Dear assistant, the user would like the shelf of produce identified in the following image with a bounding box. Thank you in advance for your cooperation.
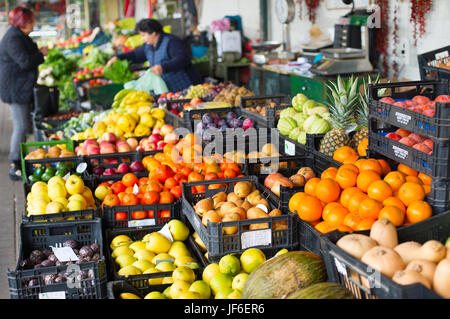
[181,176,298,263]
[319,211,450,299]
[418,46,450,82]
[104,226,207,286]
[368,79,450,139]
[7,218,107,299]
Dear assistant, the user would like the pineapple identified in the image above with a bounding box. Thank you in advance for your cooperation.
[319,76,359,157]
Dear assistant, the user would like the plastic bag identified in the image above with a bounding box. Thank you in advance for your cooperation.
[124,69,169,95]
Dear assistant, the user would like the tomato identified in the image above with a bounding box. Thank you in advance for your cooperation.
[153,164,175,184]
[138,177,150,188]
[122,193,138,206]
[115,212,128,221]
[180,166,192,177]
[173,173,183,183]
[131,211,147,220]
[103,194,120,207]
[111,181,126,195]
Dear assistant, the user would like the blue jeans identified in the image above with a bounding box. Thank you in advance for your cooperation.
[8,103,31,163]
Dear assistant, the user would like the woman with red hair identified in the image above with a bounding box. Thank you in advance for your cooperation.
[0,6,48,180]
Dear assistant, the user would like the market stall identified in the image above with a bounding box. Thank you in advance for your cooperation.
[1,0,449,303]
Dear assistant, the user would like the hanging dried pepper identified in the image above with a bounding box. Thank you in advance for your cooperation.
[392,1,399,78]
[375,0,389,77]
[297,0,321,24]
[410,0,432,46]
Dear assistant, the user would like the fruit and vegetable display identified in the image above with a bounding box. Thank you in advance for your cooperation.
[277,93,330,145]
[73,66,104,82]
[103,59,137,84]
[26,175,97,217]
[335,219,450,298]
[289,151,434,234]
[52,110,102,140]
[385,129,434,155]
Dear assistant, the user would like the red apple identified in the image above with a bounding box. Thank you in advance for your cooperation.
[160,124,174,136]
[164,132,179,144]
[103,158,119,165]
[100,132,117,144]
[116,163,130,174]
[152,127,162,135]
[103,168,116,176]
[117,141,132,153]
[380,97,396,105]
[156,141,166,150]
[130,161,145,173]
[100,141,117,154]
[386,132,402,141]
[398,137,415,147]
[190,98,202,105]
[149,133,163,144]
[92,166,105,175]
[393,101,407,108]
[126,138,139,151]
[86,145,100,155]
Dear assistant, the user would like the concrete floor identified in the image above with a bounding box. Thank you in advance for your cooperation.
[0,102,27,299]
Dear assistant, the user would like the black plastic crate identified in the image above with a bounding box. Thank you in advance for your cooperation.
[368,117,450,179]
[240,94,291,128]
[105,226,207,286]
[181,175,298,262]
[310,133,345,168]
[418,45,450,82]
[8,218,107,299]
[319,211,450,299]
[368,79,450,139]
[106,280,169,299]
[22,155,83,185]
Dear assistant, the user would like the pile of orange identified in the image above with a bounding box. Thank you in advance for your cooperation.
[289,155,433,234]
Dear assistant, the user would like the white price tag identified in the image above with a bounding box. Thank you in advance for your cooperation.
[394,112,411,125]
[334,257,348,276]
[51,246,79,262]
[158,224,174,242]
[256,204,269,213]
[241,229,272,250]
[128,219,156,228]
[132,183,139,195]
[39,291,66,299]
[76,162,87,174]
[392,145,409,160]
[62,172,71,181]
[284,141,295,156]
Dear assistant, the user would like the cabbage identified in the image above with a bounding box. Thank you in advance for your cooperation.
[303,114,320,132]
[321,112,331,121]
[277,117,297,136]
[279,107,298,119]
[302,100,317,114]
[308,117,331,134]
[307,106,329,116]
[293,112,308,129]
[297,131,307,145]
[288,127,303,140]
[292,93,308,112]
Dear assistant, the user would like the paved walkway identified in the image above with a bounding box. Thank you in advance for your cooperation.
[0,102,26,299]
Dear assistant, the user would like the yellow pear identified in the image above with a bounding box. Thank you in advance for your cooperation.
[118,265,142,277]
[145,232,172,254]
[129,241,147,252]
[133,249,156,262]
[132,259,154,272]
[116,255,136,268]
[155,261,176,272]
[110,235,132,250]
[112,246,135,259]
[168,241,191,259]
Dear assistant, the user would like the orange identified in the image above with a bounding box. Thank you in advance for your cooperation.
[304,178,321,197]
[406,201,432,224]
[343,212,362,230]
[164,177,178,189]
[359,158,383,175]
[322,203,349,227]
[335,168,358,189]
[142,191,160,205]
[358,198,383,219]
[377,159,391,176]
[342,154,359,164]
[121,193,138,206]
[354,159,366,170]
[418,173,432,185]
[336,224,353,232]
[357,139,369,157]
[423,184,431,195]
[348,192,369,213]
[355,218,376,231]
[383,197,406,215]
[384,171,406,192]
[289,192,309,214]
[103,194,120,207]
[321,167,338,180]
[340,163,359,174]
[397,163,418,177]
[124,186,134,194]
[340,187,363,208]
[367,180,393,202]
[397,182,426,206]
[314,221,333,234]
[315,178,341,203]
[333,146,358,163]
[356,170,381,193]
[154,152,166,163]
[378,206,405,226]
[405,175,423,185]
[296,195,323,222]
[147,180,163,193]
[159,191,175,204]
[309,219,322,227]
[122,173,138,187]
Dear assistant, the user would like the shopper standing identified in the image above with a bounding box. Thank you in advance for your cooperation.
[0,6,47,180]
[107,19,202,93]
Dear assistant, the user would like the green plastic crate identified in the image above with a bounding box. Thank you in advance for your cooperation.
[20,140,75,183]
[87,83,124,109]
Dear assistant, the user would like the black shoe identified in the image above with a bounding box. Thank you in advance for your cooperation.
[9,162,22,181]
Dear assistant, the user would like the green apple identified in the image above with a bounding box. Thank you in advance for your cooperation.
[45,201,65,214]
[116,254,137,268]
[47,176,65,188]
[170,280,191,299]
[168,241,191,260]
[232,273,248,291]
[167,219,190,241]
[189,280,211,299]
[94,185,112,201]
[67,199,84,211]
[48,183,67,201]
[65,175,84,195]
[145,232,172,254]
[68,194,87,209]
[209,273,233,295]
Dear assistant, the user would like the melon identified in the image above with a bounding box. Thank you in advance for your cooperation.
[286,282,355,299]
[241,251,327,299]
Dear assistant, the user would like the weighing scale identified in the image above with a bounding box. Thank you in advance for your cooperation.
[251,41,282,65]
[275,0,296,60]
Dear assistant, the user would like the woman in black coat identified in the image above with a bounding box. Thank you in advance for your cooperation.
[0,6,47,180]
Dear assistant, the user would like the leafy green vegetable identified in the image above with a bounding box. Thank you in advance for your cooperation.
[103,59,135,84]
[79,47,111,69]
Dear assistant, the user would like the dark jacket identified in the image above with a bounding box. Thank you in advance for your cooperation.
[0,26,44,104]
[117,32,202,92]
